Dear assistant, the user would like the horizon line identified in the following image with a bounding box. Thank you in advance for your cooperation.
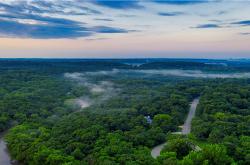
[0,57,250,60]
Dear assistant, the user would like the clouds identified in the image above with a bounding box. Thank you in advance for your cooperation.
[0,18,91,39]
[193,19,250,30]
[158,12,184,16]
[0,0,249,40]
[0,0,100,16]
[0,5,93,39]
[94,18,113,22]
[232,20,250,26]
[153,0,213,5]
[91,26,129,33]
[240,32,250,35]
[0,16,129,39]
[90,0,142,9]
[194,24,221,28]
[0,0,132,38]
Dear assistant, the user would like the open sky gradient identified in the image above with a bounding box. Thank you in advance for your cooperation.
[0,0,250,58]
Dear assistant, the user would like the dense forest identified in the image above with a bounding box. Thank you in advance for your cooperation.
[0,59,249,165]
[159,79,250,165]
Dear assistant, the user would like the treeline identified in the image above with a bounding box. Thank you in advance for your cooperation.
[2,59,250,74]
[0,60,130,74]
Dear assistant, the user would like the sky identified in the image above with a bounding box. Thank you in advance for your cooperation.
[0,0,250,58]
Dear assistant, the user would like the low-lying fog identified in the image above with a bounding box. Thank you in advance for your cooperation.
[64,73,116,109]
[64,69,250,109]
[81,69,250,79]
[135,69,250,78]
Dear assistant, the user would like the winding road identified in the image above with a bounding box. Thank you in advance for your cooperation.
[151,98,200,158]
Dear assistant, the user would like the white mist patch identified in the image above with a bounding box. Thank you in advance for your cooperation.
[64,72,117,109]
[64,72,85,80]
[64,72,115,94]
[85,69,119,76]
[90,85,105,93]
[90,81,114,94]
[65,98,91,110]
[75,98,91,109]
[134,69,250,78]
[66,69,250,79]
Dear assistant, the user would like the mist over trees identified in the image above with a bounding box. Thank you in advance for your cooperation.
[0,59,249,165]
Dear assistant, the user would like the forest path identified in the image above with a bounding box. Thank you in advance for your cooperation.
[151,98,200,158]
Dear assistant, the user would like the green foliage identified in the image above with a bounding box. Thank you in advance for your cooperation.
[157,152,177,165]
[181,144,233,165]
[161,136,193,159]
[192,82,250,164]
[153,114,173,132]
[0,61,249,164]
